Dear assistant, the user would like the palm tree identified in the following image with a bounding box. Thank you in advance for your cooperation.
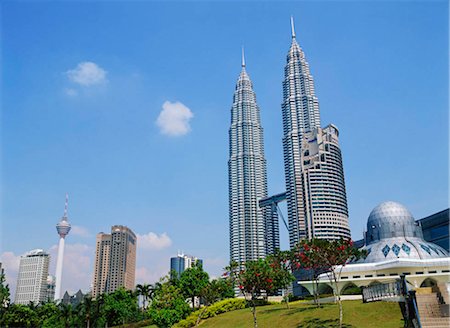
[92,293,106,327]
[58,303,73,328]
[79,296,93,328]
[135,284,154,311]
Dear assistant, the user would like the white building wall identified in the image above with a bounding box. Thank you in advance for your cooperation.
[14,250,49,305]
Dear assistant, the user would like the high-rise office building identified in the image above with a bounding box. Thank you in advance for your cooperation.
[91,233,111,298]
[14,249,50,305]
[54,194,71,300]
[91,225,136,297]
[108,226,136,293]
[170,253,203,277]
[281,18,350,247]
[229,50,275,265]
[298,125,351,241]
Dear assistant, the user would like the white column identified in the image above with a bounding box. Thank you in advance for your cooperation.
[54,237,65,301]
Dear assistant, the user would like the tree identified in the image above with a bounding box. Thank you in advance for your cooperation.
[291,242,327,306]
[136,283,154,311]
[78,296,93,328]
[1,304,38,327]
[194,278,234,327]
[91,293,107,328]
[36,302,61,327]
[0,272,10,312]
[292,238,367,328]
[103,288,140,327]
[58,303,73,328]
[266,250,297,309]
[179,262,209,310]
[232,258,294,328]
[214,277,235,300]
[0,271,10,326]
[148,277,191,328]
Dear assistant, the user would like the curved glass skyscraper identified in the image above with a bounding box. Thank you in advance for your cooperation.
[282,19,350,247]
[229,52,273,264]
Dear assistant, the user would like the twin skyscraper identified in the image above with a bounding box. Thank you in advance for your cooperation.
[228,18,351,266]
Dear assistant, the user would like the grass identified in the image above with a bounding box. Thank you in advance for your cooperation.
[193,300,404,328]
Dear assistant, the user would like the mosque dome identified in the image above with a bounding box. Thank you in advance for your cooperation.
[366,201,423,244]
[361,201,448,263]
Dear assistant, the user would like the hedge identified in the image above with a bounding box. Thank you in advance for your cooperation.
[174,298,247,328]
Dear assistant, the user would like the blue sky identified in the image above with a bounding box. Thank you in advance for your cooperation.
[1,1,448,295]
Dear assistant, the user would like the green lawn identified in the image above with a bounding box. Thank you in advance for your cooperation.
[194,300,403,328]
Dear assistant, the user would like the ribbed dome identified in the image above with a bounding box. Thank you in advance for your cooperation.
[366,201,423,245]
[360,201,449,263]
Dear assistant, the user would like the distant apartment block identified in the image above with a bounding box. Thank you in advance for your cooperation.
[92,225,136,298]
[14,249,50,305]
[46,275,56,302]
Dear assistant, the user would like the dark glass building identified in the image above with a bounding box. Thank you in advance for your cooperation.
[170,253,203,277]
[418,209,449,251]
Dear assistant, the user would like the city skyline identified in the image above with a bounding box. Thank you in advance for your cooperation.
[2,2,448,297]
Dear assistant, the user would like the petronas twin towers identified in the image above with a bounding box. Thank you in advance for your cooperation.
[229,18,351,265]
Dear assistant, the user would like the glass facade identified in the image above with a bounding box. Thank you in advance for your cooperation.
[281,24,350,246]
[419,209,449,251]
[229,58,275,265]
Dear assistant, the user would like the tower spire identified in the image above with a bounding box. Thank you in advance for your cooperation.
[55,194,71,301]
[290,16,296,39]
[63,193,68,219]
[241,46,246,68]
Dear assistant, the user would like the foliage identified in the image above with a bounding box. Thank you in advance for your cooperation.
[179,262,209,310]
[228,257,294,328]
[0,285,145,328]
[136,283,155,311]
[36,302,61,327]
[266,250,296,308]
[76,296,94,328]
[1,303,39,327]
[0,272,10,311]
[211,278,235,300]
[148,278,191,328]
[291,238,367,328]
[58,302,74,328]
[174,298,247,328]
[190,278,236,326]
[341,285,362,295]
[103,288,140,327]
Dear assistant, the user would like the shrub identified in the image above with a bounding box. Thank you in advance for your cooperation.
[174,298,247,328]
[341,286,362,295]
[148,283,191,328]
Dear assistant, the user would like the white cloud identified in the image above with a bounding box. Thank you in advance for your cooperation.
[0,251,21,297]
[48,243,93,294]
[66,62,107,86]
[137,232,172,250]
[135,266,168,285]
[64,88,78,97]
[71,225,91,237]
[156,101,194,136]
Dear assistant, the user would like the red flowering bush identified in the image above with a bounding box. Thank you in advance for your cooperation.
[291,238,367,328]
[228,257,294,328]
